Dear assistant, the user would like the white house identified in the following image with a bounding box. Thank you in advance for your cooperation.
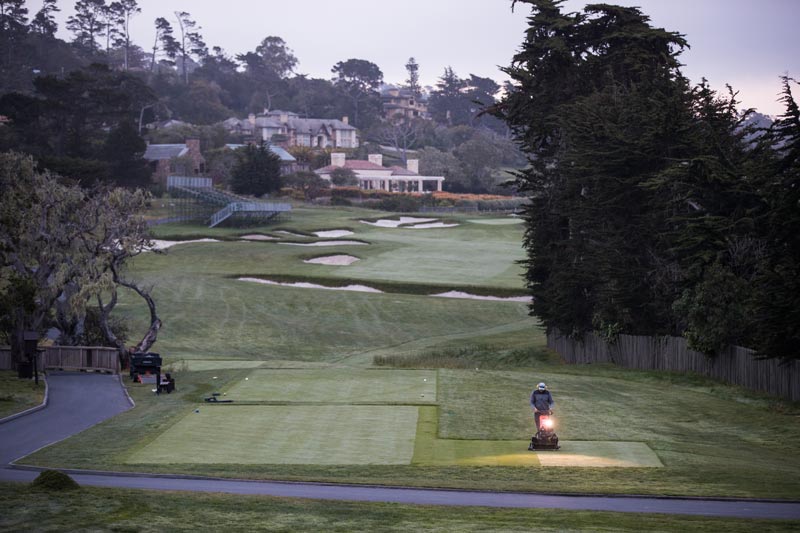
[315,153,444,192]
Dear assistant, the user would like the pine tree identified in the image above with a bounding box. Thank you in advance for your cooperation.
[499,0,691,338]
[749,77,800,360]
[31,0,58,37]
[67,0,107,57]
[230,143,282,197]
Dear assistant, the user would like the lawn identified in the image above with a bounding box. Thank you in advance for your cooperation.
[225,368,437,403]
[0,371,44,419]
[126,405,419,465]
[2,483,796,532]
[6,206,800,502]
[117,234,532,361]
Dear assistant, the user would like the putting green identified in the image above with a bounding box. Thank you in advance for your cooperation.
[126,405,419,465]
[226,368,437,403]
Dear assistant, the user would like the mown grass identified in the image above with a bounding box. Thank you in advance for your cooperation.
[7,205,800,502]
[151,205,527,288]
[20,356,800,498]
[0,371,44,419]
[117,273,531,361]
[2,483,795,533]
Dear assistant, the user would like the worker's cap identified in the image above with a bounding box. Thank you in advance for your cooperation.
[537,382,546,390]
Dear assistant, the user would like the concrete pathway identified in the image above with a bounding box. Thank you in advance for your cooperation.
[1,372,799,520]
[0,371,132,465]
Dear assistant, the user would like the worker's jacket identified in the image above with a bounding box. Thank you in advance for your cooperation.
[530,389,554,412]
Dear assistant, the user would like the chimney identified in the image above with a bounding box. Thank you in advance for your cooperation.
[331,153,346,167]
[185,138,200,154]
[406,159,419,174]
[368,154,383,167]
[342,116,349,125]
[248,113,256,126]
[280,113,288,124]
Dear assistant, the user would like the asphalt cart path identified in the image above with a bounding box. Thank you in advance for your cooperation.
[1,373,800,520]
[0,371,133,465]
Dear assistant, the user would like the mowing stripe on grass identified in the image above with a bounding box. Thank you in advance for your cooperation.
[412,407,664,467]
[226,368,437,404]
[412,406,541,466]
[126,405,419,465]
[176,360,266,371]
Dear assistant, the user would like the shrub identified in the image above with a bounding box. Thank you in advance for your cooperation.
[376,195,422,213]
[30,470,80,491]
[330,196,352,206]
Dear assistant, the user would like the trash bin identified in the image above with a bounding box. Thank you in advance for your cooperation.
[17,361,33,379]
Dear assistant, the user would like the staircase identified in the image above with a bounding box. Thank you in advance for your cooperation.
[167,176,291,227]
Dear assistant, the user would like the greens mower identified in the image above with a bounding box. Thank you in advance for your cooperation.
[528,410,560,451]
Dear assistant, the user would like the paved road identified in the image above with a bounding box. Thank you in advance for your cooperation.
[0,371,133,465]
[1,372,799,520]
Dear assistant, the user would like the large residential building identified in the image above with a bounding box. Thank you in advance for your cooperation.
[315,153,443,192]
[222,110,358,149]
[381,86,429,121]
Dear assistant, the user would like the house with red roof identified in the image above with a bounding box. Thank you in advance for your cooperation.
[315,153,443,192]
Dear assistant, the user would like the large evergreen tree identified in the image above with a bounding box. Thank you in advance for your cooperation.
[230,143,282,197]
[500,0,691,337]
[748,77,800,360]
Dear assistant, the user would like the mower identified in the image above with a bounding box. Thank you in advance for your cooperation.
[528,410,560,451]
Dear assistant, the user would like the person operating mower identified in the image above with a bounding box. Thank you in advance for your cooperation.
[529,382,559,450]
[530,382,554,430]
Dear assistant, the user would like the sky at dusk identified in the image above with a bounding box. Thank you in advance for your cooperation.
[31,0,799,116]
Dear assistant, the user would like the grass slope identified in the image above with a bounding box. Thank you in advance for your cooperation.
[0,371,44,419]
[8,206,800,501]
[2,484,796,532]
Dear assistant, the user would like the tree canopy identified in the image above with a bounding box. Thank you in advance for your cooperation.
[499,0,800,360]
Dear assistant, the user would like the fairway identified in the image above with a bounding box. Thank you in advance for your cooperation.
[178,360,266,371]
[226,368,437,403]
[127,405,419,465]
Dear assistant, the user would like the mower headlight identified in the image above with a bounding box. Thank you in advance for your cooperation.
[542,418,554,429]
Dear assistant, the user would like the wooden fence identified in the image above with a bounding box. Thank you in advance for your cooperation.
[548,331,800,402]
[0,346,120,374]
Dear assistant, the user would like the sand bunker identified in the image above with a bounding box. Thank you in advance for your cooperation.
[240,234,277,241]
[304,255,360,266]
[431,291,532,303]
[276,230,308,237]
[360,217,437,228]
[313,230,354,238]
[147,239,220,250]
[240,277,382,293]
[408,222,460,229]
[279,241,368,247]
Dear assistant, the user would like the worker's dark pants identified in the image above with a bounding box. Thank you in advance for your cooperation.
[534,411,543,431]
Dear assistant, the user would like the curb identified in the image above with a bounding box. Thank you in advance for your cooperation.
[117,374,136,408]
[0,375,49,425]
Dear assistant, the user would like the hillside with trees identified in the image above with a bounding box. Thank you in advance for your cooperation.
[0,0,524,194]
